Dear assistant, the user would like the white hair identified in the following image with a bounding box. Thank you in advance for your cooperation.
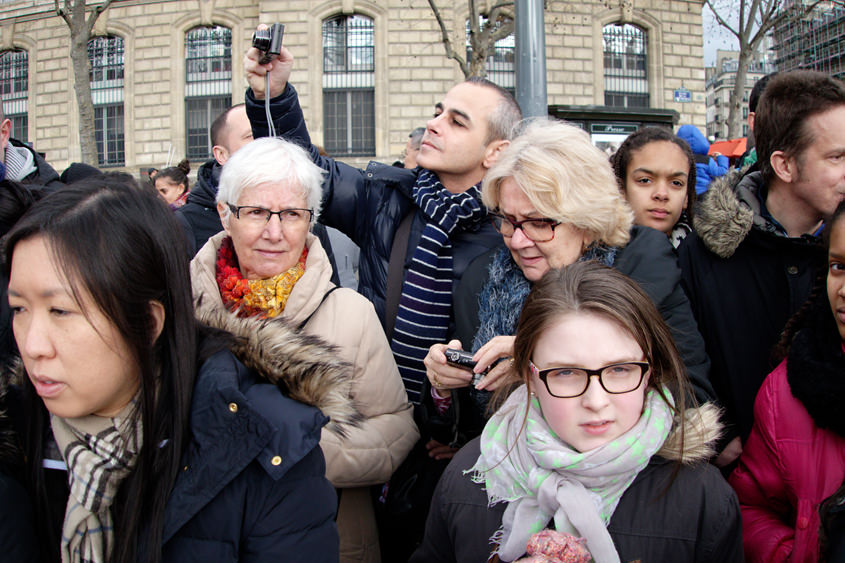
[216,137,325,225]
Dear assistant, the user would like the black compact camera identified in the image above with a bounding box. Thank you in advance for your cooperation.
[445,348,476,370]
[445,348,487,385]
[252,23,285,65]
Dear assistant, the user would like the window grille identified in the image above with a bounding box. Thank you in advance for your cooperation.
[602,23,649,108]
[185,26,232,160]
[466,18,515,91]
[95,104,124,167]
[0,49,28,143]
[322,14,375,157]
[186,97,231,160]
[88,36,124,166]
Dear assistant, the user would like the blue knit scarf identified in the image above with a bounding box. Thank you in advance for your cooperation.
[391,169,487,403]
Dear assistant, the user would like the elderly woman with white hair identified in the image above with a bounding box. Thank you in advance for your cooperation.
[191,136,418,563]
[423,119,715,450]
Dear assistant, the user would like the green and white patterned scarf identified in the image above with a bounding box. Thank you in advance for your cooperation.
[468,384,673,563]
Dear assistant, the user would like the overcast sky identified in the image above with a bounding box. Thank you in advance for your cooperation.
[701,2,740,66]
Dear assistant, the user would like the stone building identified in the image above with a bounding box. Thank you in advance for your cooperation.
[705,47,775,140]
[0,0,706,175]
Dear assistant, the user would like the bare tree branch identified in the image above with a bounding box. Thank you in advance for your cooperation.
[427,0,469,76]
[86,0,115,34]
[704,0,739,37]
[708,0,831,138]
[54,0,71,26]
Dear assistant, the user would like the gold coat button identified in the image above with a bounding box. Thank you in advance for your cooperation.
[271,455,282,466]
[228,402,238,413]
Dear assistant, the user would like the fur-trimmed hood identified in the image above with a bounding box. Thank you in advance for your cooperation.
[197,306,362,438]
[657,402,722,464]
[693,167,765,259]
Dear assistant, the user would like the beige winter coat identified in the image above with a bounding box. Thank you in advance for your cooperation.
[191,231,418,562]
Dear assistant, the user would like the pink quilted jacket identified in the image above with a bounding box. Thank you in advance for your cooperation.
[729,360,845,562]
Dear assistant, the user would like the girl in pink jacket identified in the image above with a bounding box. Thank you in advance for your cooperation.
[729,200,845,562]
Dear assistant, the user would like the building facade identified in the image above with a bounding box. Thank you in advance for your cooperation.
[705,46,775,140]
[773,1,844,80]
[0,0,707,175]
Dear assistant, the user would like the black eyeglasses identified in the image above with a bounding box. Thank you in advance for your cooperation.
[227,203,313,226]
[529,361,649,398]
[489,212,561,243]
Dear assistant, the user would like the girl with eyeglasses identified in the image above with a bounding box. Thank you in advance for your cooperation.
[729,200,845,562]
[422,119,714,460]
[412,262,742,562]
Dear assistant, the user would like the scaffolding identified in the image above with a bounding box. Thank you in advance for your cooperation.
[773,2,845,80]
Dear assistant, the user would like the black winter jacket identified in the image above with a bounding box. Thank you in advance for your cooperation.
[245,86,503,330]
[0,378,39,562]
[175,159,224,256]
[7,138,63,191]
[410,433,743,563]
[678,169,826,442]
[445,227,714,444]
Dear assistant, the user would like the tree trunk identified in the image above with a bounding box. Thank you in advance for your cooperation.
[727,48,752,139]
[71,32,97,165]
[61,0,102,166]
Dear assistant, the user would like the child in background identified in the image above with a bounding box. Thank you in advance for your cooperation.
[611,127,697,248]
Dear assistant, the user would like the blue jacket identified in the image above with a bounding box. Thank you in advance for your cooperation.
[3,324,348,562]
[677,125,729,195]
[245,86,503,331]
[160,348,340,561]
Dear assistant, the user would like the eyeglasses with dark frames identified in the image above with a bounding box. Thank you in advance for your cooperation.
[528,360,649,398]
[227,203,313,225]
[489,212,561,243]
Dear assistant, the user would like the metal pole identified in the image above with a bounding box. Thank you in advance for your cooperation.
[515,0,547,118]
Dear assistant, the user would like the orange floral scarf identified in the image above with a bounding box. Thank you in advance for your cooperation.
[215,236,307,318]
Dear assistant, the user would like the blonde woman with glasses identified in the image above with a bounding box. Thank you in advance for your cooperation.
[422,119,714,457]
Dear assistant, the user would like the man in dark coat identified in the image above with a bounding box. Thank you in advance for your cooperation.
[678,70,845,465]
[244,41,521,405]
[175,104,253,255]
[0,105,62,190]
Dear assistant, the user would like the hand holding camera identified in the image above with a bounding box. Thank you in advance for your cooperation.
[445,348,486,386]
[252,23,285,65]
[245,23,291,100]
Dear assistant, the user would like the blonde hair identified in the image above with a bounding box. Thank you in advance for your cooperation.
[482,118,633,247]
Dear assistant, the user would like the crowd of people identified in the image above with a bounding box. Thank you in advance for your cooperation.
[0,27,843,563]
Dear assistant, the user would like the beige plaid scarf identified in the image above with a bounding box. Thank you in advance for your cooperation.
[51,401,141,563]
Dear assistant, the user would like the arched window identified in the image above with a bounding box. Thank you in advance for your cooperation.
[0,49,28,142]
[466,17,515,92]
[602,23,649,108]
[322,14,375,157]
[88,36,124,166]
[185,25,232,160]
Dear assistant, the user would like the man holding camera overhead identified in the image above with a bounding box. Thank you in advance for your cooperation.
[243,28,522,407]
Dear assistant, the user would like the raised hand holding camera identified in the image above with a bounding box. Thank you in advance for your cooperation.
[253,23,284,65]
[244,23,292,101]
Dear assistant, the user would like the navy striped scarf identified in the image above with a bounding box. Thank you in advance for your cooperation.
[390,169,486,403]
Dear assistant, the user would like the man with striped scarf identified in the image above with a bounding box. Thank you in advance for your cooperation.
[243,40,522,406]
